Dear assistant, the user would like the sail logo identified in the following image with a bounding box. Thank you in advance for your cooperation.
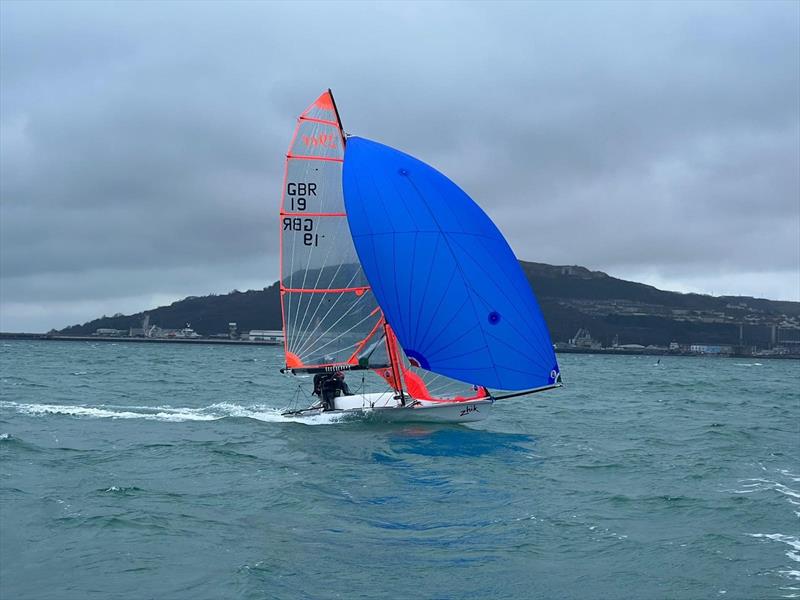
[302,133,337,149]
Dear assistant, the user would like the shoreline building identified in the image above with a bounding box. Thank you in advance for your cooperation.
[248,330,283,344]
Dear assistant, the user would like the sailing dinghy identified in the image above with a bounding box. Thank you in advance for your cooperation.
[279,90,560,423]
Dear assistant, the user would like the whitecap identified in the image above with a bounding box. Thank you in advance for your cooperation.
[749,533,800,565]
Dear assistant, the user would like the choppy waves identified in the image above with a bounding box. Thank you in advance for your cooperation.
[725,468,800,597]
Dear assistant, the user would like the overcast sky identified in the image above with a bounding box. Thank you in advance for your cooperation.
[1,0,798,332]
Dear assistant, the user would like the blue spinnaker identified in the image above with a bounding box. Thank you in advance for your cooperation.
[342,137,559,391]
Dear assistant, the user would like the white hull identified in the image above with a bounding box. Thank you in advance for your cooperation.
[284,392,493,423]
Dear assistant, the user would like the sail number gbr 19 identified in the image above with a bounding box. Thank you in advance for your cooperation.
[283,182,322,247]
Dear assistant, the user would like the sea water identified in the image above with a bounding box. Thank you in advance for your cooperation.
[1,340,798,599]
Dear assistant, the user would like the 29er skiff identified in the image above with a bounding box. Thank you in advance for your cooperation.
[278,90,561,423]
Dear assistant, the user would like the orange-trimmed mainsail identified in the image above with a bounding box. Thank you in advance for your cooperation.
[279,90,385,372]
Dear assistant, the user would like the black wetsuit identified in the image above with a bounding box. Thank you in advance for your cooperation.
[312,374,351,411]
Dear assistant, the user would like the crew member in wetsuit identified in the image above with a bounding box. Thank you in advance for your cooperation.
[312,371,352,411]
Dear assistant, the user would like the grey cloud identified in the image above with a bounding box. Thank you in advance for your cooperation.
[1,0,798,332]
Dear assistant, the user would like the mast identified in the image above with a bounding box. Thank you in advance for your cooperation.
[328,88,346,144]
[384,323,406,405]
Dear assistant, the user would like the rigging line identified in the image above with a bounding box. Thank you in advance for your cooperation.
[292,268,364,359]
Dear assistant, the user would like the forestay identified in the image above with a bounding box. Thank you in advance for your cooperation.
[342,137,560,391]
[279,93,385,372]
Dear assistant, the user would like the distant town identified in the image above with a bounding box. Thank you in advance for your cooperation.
[90,315,283,344]
[3,313,798,359]
[554,326,799,358]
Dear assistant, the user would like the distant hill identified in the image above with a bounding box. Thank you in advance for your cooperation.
[58,261,800,348]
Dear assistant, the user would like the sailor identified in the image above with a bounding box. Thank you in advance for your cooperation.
[313,371,352,411]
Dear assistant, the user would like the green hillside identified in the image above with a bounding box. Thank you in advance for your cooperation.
[58,262,800,348]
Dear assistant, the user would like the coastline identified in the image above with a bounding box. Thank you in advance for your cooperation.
[0,333,281,347]
[2,332,797,359]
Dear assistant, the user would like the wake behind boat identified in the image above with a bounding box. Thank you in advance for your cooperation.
[278,90,561,423]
